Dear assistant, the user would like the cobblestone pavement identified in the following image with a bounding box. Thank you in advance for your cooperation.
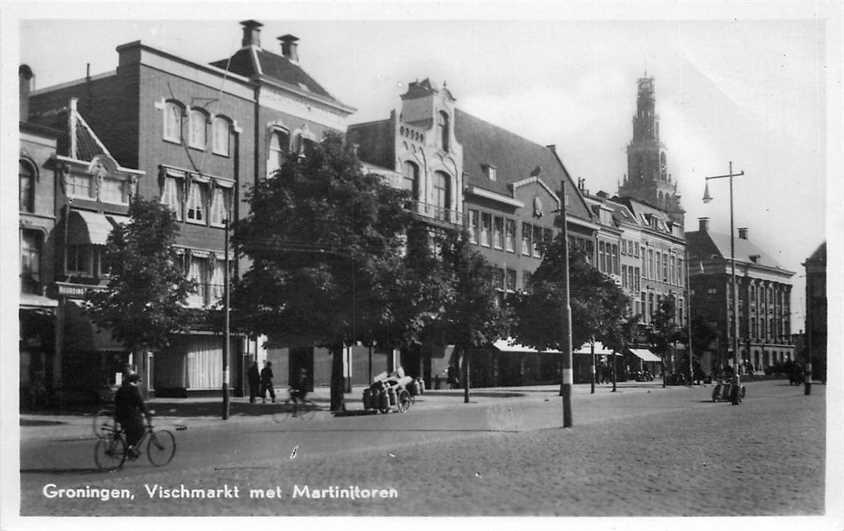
[17,381,826,518]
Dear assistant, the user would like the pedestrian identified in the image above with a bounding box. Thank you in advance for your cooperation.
[247,361,260,403]
[260,360,276,403]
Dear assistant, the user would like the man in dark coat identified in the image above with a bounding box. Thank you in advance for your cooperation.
[260,361,276,403]
[114,371,148,458]
[247,361,260,403]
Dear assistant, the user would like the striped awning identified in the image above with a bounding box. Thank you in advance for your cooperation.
[68,210,129,245]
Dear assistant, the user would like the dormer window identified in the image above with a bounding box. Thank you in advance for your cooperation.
[484,164,497,182]
[749,254,760,263]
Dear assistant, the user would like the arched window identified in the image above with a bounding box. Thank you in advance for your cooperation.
[212,116,231,156]
[433,171,450,221]
[438,111,450,152]
[268,129,289,176]
[163,101,184,142]
[189,109,208,149]
[19,159,35,213]
[402,161,420,201]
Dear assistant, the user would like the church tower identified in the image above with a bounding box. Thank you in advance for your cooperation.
[619,76,684,223]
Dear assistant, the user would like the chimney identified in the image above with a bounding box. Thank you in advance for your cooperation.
[737,227,748,240]
[19,64,33,121]
[698,217,709,233]
[240,19,263,48]
[279,34,299,62]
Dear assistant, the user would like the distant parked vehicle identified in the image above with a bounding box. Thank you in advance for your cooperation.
[711,378,746,403]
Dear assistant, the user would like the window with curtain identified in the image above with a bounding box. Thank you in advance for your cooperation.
[522,223,532,256]
[468,210,479,244]
[493,217,504,249]
[506,269,517,292]
[267,130,288,176]
[186,181,207,224]
[164,101,183,142]
[187,256,208,306]
[161,176,183,220]
[209,259,226,302]
[480,213,491,247]
[100,177,128,204]
[19,160,35,212]
[189,109,208,149]
[210,185,232,227]
[186,337,223,390]
[505,220,515,252]
[212,116,230,156]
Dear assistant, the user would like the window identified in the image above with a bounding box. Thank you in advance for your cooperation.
[484,164,497,181]
[209,259,226,302]
[480,213,492,247]
[523,270,532,292]
[599,241,606,272]
[506,269,517,292]
[161,176,183,220]
[468,210,479,244]
[543,229,552,250]
[402,161,420,201]
[532,226,542,257]
[189,109,208,149]
[187,256,208,306]
[678,259,684,287]
[212,117,231,156]
[522,223,532,256]
[19,160,35,212]
[663,254,668,282]
[649,249,654,280]
[210,185,233,226]
[67,244,92,275]
[67,173,95,199]
[164,101,183,142]
[648,293,654,321]
[20,230,41,293]
[438,111,450,152]
[505,220,516,252]
[267,130,289,176]
[612,244,619,274]
[493,217,504,249]
[100,177,128,204]
[186,181,207,223]
[622,265,628,288]
[433,171,450,221]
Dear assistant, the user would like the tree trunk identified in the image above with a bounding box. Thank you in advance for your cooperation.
[330,344,346,412]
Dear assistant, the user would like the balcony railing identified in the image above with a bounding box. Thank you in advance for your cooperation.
[404,200,463,227]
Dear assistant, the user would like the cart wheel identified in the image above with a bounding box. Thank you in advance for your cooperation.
[396,390,411,413]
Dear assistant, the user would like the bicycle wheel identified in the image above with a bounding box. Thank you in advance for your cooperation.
[147,429,176,466]
[94,435,126,471]
[92,409,115,440]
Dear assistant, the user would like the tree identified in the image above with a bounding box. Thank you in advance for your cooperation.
[602,314,641,392]
[511,238,630,364]
[649,297,683,387]
[231,133,415,412]
[86,197,196,360]
[437,230,505,403]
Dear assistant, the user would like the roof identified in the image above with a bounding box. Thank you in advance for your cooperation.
[806,242,826,264]
[455,109,592,221]
[211,47,348,109]
[687,230,794,274]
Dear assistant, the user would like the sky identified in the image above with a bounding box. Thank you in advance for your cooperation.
[10,4,836,326]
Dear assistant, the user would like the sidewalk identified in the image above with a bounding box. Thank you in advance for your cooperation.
[18,380,709,441]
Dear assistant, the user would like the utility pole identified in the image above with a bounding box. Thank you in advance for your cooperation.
[703,161,744,405]
[686,248,694,385]
[559,180,573,428]
[222,219,231,419]
[590,337,595,394]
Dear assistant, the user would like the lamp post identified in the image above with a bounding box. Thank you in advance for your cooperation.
[703,161,744,405]
[222,218,231,419]
[559,179,573,427]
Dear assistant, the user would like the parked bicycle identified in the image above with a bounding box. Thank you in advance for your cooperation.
[94,411,176,471]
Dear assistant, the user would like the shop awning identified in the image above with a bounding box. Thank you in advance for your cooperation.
[68,210,129,245]
[19,293,59,309]
[574,341,617,356]
[493,338,560,354]
[629,348,661,363]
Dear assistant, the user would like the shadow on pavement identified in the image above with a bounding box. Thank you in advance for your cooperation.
[423,391,525,398]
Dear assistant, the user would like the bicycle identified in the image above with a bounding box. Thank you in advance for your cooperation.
[272,389,320,422]
[94,412,176,471]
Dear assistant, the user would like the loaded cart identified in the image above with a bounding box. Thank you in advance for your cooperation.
[362,367,421,414]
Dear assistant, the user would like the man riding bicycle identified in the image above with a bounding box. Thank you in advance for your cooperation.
[114,370,148,458]
[289,367,309,404]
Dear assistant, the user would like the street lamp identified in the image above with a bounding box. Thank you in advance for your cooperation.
[703,161,744,405]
